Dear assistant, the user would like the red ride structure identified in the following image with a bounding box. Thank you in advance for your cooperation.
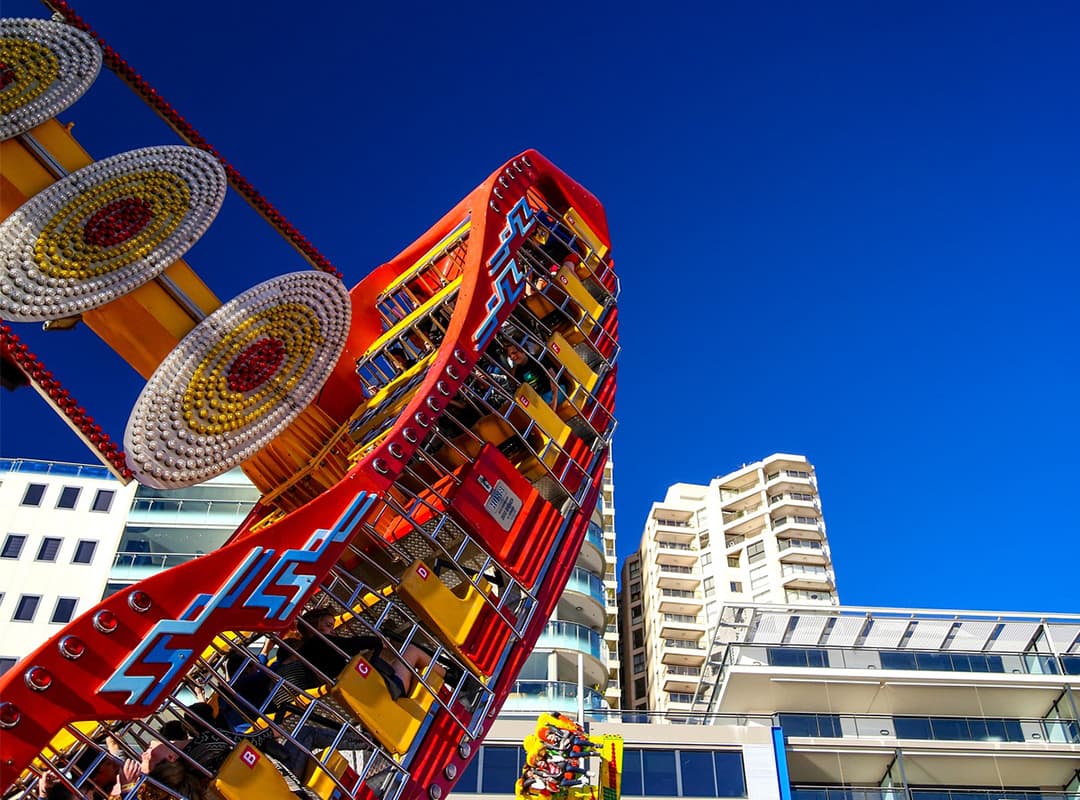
[0,9,619,800]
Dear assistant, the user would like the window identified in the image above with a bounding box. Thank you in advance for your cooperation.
[621,749,746,798]
[634,677,646,697]
[0,657,17,676]
[730,581,743,592]
[643,749,677,796]
[51,597,78,624]
[13,594,41,622]
[21,483,46,506]
[727,555,740,568]
[36,537,62,562]
[633,653,645,673]
[2,534,27,559]
[479,746,519,793]
[72,539,97,564]
[56,486,81,509]
[91,489,116,513]
[631,604,642,621]
[778,712,842,737]
[703,577,714,594]
[633,630,644,649]
[767,647,828,668]
[747,541,765,563]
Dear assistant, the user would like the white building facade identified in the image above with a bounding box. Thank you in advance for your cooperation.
[0,458,136,674]
[621,454,839,712]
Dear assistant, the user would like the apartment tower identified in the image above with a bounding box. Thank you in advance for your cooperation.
[620,453,839,712]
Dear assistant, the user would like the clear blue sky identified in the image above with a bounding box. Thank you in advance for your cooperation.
[2,1,1077,613]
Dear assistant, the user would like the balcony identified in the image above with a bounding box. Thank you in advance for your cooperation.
[778,711,1080,743]
[536,620,604,660]
[127,496,257,528]
[652,516,696,542]
[654,538,698,567]
[660,612,706,639]
[779,538,828,565]
[578,521,605,574]
[111,550,203,581]
[657,588,703,613]
[772,514,823,537]
[782,564,834,591]
[765,469,815,492]
[657,564,701,591]
[723,503,767,535]
[502,680,608,716]
[661,637,707,666]
[662,665,702,693]
[793,790,1080,800]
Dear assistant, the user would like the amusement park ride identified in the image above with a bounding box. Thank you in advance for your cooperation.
[0,6,619,800]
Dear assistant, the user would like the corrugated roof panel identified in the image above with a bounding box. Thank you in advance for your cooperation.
[750,612,791,644]
[988,621,1039,653]
[789,615,830,645]
[1047,624,1080,654]
[904,620,954,650]
[824,615,866,647]
[863,619,910,649]
[945,620,996,651]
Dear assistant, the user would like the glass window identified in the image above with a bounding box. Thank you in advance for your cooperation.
[767,648,827,668]
[36,537,62,562]
[0,657,17,676]
[894,716,932,739]
[634,677,646,696]
[713,751,746,797]
[678,751,715,797]
[730,582,743,592]
[72,540,97,565]
[879,651,917,670]
[51,597,77,624]
[2,534,27,559]
[1061,655,1080,675]
[92,489,116,513]
[56,486,81,509]
[21,483,46,506]
[621,749,644,796]
[480,746,519,793]
[633,630,644,649]
[13,594,41,622]
[642,750,677,796]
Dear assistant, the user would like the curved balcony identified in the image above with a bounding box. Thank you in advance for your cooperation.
[502,680,608,715]
[537,620,604,660]
[577,520,605,575]
[127,497,257,529]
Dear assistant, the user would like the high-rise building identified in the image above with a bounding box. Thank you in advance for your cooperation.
[505,454,619,716]
[0,458,137,674]
[620,454,839,712]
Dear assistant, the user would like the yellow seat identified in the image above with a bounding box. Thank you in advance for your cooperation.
[398,561,486,648]
[213,742,298,800]
[514,384,574,472]
[331,654,436,756]
[546,332,600,415]
[553,264,604,335]
[563,206,609,261]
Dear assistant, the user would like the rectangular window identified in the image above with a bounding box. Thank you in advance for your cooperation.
[703,576,715,594]
[767,647,828,668]
[747,541,765,563]
[56,486,81,510]
[730,581,743,592]
[36,537,62,562]
[21,483,46,507]
[679,751,716,797]
[642,750,677,797]
[91,489,116,513]
[479,745,519,793]
[51,597,78,624]
[13,594,41,622]
[633,630,644,649]
[633,653,645,672]
[72,539,97,565]
[727,555,740,568]
[634,677,646,697]
[1,534,27,559]
[0,657,17,676]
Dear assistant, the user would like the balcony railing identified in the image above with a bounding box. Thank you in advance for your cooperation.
[659,564,696,575]
[584,521,604,552]
[666,665,702,677]
[656,540,695,551]
[766,469,812,481]
[779,538,824,552]
[660,589,699,599]
[792,788,1080,800]
[664,638,705,650]
[781,564,830,578]
[502,680,608,713]
[112,551,204,570]
[776,711,1080,743]
[663,613,701,624]
[565,567,605,604]
[0,458,114,480]
[537,621,603,659]
[128,497,256,524]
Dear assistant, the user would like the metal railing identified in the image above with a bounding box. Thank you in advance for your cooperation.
[128,497,257,522]
[776,712,1080,743]
[664,638,705,650]
[112,551,204,570]
[0,458,114,480]
[792,789,1080,800]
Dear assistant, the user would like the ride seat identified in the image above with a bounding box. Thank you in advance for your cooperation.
[331,654,437,756]
[213,742,298,800]
[397,561,487,648]
[304,749,362,800]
